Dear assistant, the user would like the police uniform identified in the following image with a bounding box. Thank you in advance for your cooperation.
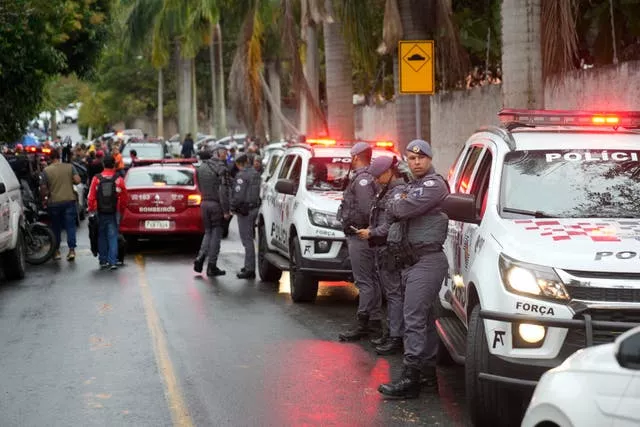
[378,139,449,399]
[367,156,407,355]
[338,142,383,342]
[230,154,262,278]
[194,144,231,276]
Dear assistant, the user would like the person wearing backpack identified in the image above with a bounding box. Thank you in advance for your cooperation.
[87,155,126,269]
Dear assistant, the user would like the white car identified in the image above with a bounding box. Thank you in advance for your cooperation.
[436,109,640,427]
[0,153,26,280]
[257,138,399,302]
[522,325,640,427]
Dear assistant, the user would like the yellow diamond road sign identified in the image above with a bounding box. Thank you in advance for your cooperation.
[399,40,435,94]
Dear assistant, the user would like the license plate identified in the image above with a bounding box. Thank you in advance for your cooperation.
[144,220,170,230]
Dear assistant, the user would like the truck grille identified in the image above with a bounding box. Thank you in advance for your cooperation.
[566,285,640,303]
[565,310,640,347]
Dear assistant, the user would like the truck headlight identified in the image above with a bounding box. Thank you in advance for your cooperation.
[308,209,342,230]
[499,254,569,301]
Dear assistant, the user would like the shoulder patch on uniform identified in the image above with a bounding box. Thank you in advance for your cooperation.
[393,193,402,200]
[359,178,369,186]
[235,185,242,192]
[424,180,435,187]
[237,178,244,184]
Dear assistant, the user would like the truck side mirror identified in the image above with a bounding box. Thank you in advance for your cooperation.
[275,179,296,195]
[0,183,6,195]
[615,327,640,370]
[442,193,480,224]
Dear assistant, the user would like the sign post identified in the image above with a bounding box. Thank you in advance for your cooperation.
[398,40,435,140]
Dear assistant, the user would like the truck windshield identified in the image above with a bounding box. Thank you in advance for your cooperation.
[501,149,640,219]
[306,157,352,191]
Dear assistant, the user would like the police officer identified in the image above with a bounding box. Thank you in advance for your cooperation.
[337,142,383,341]
[230,154,262,279]
[355,155,407,355]
[193,145,231,276]
[378,139,449,399]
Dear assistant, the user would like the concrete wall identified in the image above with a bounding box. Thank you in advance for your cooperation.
[545,60,640,110]
[354,103,397,143]
[429,84,502,173]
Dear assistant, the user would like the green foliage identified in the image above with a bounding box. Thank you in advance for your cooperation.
[453,0,501,71]
[44,74,86,111]
[0,0,112,142]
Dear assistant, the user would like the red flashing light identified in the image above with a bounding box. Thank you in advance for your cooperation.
[499,109,640,128]
[26,146,37,153]
[375,141,394,148]
[42,148,52,154]
[307,138,336,146]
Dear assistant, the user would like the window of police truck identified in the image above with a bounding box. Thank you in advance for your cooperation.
[500,149,640,218]
[126,168,195,187]
[121,144,164,159]
[306,157,352,191]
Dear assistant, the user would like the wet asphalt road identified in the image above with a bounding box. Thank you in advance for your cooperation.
[0,220,469,427]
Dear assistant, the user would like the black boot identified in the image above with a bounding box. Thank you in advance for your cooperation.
[368,319,383,341]
[370,329,389,346]
[207,264,226,276]
[375,337,403,355]
[419,366,438,391]
[378,366,421,399]
[338,314,370,342]
[193,257,205,273]
[237,270,256,279]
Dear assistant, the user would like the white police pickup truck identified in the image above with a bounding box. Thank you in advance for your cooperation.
[257,138,398,302]
[437,109,640,427]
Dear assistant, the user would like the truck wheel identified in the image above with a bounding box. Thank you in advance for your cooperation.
[4,230,26,280]
[257,223,281,283]
[466,304,526,427]
[289,236,318,303]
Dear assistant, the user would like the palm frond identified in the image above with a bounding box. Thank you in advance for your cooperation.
[377,0,402,55]
[334,0,379,78]
[122,0,165,52]
[433,0,470,89]
[542,0,579,80]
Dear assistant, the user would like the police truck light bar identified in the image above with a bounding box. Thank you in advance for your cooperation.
[305,138,397,151]
[498,109,640,128]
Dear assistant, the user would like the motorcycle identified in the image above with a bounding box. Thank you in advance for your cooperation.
[21,183,57,265]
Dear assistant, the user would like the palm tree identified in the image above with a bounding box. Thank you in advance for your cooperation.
[378,0,469,152]
[123,0,219,139]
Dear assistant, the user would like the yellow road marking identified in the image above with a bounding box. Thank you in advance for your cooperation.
[135,254,193,427]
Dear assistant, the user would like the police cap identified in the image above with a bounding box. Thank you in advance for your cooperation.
[406,139,433,158]
[350,142,372,157]
[368,156,397,178]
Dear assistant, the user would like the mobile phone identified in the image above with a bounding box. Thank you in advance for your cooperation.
[350,226,359,232]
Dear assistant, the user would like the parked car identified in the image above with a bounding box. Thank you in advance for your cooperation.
[119,162,204,246]
[0,153,26,279]
[522,325,640,427]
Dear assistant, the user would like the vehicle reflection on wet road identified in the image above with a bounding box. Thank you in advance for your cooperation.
[0,221,469,426]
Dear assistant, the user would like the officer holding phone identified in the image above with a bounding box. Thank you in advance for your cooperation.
[337,142,383,342]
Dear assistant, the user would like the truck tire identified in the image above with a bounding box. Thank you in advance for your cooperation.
[466,304,526,427]
[289,236,318,303]
[4,230,27,280]
[257,223,281,283]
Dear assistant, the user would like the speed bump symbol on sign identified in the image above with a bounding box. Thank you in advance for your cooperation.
[399,40,435,94]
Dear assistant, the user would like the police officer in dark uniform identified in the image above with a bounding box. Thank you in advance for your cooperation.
[378,139,449,399]
[193,144,231,276]
[337,142,383,341]
[230,154,262,279]
[355,155,407,355]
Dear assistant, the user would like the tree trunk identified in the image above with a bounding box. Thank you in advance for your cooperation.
[323,0,355,140]
[394,0,430,153]
[157,68,164,138]
[191,58,198,137]
[267,61,283,141]
[50,109,57,140]
[215,23,227,137]
[501,0,543,108]
[209,23,218,136]
[300,23,321,136]
[177,44,193,140]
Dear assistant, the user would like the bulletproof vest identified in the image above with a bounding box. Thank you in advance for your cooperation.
[96,174,118,214]
[405,173,449,248]
[337,168,376,228]
[198,159,225,202]
[244,168,262,207]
